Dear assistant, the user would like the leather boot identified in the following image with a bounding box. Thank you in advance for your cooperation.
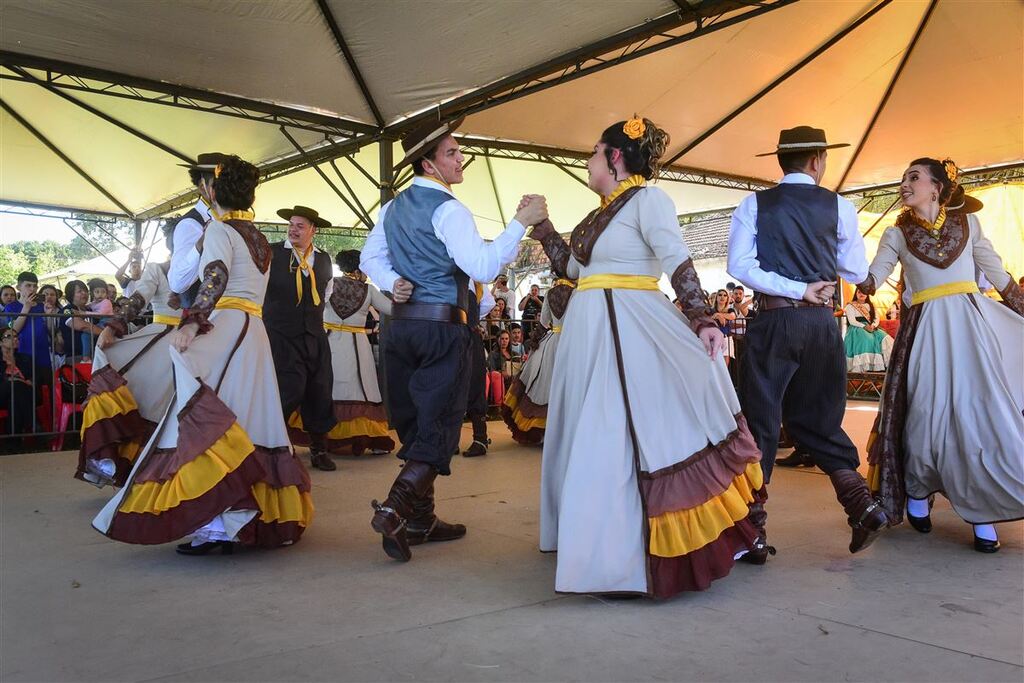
[463,418,490,457]
[738,489,775,565]
[829,469,889,553]
[370,460,438,561]
[407,482,467,546]
[309,433,336,471]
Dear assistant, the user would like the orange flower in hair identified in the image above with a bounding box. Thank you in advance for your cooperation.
[214,163,223,178]
[943,159,958,184]
[623,115,646,140]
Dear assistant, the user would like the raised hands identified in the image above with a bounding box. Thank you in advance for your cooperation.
[514,194,548,227]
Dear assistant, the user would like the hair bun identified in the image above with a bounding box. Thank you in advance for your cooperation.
[638,118,670,178]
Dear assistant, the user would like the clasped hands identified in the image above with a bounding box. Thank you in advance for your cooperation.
[803,281,836,306]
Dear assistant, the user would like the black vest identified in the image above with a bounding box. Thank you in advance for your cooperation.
[754,183,839,284]
[262,242,332,337]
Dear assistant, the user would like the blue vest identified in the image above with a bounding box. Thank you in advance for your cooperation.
[755,183,839,284]
[384,184,468,310]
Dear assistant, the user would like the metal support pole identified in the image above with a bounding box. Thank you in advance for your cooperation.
[379,138,396,205]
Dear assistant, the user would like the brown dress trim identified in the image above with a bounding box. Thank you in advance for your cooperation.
[570,186,644,266]
[329,276,369,320]
[649,520,759,597]
[897,210,969,269]
[181,259,228,333]
[546,282,574,320]
[224,219,271,274]
[537,223,571,277]
[999,279,1024,317]
[670,258,715,333]
[500,377,546,446]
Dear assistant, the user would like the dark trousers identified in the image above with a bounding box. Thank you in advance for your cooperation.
[385,319,471,475]
[268,330,335,435]
[465,332,488,434]
[739,307,858,482]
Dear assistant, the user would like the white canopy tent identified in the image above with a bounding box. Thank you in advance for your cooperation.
[1,0,1021,237]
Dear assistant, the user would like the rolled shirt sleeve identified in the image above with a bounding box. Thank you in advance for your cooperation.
[433,201,525,284]
[836,195,869,285]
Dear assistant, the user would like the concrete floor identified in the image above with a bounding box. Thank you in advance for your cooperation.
[1,401,1021,683]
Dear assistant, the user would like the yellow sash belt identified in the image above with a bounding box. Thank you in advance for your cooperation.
[551,325,563,334]
[325,322,368,334]
[215,296,263,318]
[576,274,660,292]
[553,278,577,289]
[910,281,979,305]
[152,314,181,326]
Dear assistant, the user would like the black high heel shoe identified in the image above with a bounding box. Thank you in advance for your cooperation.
[176,541,235,556]
[973,536,1000,554]
[906,498,933,533]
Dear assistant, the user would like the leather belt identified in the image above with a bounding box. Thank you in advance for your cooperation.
[391,302,467,325]
[757,294,830,311]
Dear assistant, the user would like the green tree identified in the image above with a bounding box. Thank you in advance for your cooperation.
[0,245,31,285]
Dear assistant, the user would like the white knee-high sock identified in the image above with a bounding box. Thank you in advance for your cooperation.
[973,524,997,541]
[907,497,930,517]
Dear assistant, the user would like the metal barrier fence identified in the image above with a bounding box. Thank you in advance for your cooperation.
[1,309,134,451]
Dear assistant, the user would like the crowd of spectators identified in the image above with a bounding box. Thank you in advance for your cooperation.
[1,270,129,448]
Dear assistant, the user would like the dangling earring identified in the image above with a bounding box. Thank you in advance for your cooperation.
[608,168,615,175]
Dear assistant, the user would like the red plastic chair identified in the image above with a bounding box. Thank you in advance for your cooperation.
[51,364,91,451]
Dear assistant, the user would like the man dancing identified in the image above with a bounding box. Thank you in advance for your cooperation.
[169,153,229,307]
[264,205,336,471]
[360,114,547,561]
[727,126,889,563]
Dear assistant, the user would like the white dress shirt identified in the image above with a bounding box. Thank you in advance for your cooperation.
[167,199,212,293]
[360,176,525,293]
[476,281,496,319]
[726,173,867,299]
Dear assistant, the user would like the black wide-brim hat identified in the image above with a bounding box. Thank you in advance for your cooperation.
[276,205,331,228]
[756,126,850,157]
[177,152,232,169]
[395,115,465,170]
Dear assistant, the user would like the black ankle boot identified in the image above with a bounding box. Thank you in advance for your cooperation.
[176,541,234,556]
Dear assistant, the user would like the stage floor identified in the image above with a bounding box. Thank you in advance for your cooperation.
[1,401,1021,682]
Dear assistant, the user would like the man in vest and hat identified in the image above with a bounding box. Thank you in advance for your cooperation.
[264,205,337,471]
[360,114,548,562]
[169,152,231,307]
[727,126,890,563]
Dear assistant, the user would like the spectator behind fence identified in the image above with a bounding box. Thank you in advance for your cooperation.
[1,327,37,440]
[486,330,520,405]
[485,296,510,342]
[491,274,516,316]
[1,285,16,308]
[2,271,52,371]
[509,322,526,357]
[518,284,544,337]
[710,289,736,366]
[87,278,114,323]
[38,284,65,362]
[61,280,103,360]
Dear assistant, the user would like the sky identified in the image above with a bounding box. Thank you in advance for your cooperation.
[0,209,81,245]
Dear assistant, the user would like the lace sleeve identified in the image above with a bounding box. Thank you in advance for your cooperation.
[533,220,571,277]
[670,259,715,334]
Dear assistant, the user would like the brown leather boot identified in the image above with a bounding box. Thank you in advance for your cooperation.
[370,460,438,561]
[309,433,336,471]
[830,469,889,553]
[407,482,466,546]
[738,489,775,565]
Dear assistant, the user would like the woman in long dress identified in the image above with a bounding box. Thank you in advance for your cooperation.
[93,156,314,554]
[843,289,893,372]
[76,229,181,488]
[501,278,575,445]
[860,158,1023,553]
[529,117,762,598]
[288,249,395,458]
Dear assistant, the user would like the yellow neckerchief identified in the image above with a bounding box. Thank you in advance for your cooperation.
[904,206,947,238]
[422,173,453,192]
[291,242,321,306]
[600,175,646,210]
[214,209,255,223]
[475,282,484,301]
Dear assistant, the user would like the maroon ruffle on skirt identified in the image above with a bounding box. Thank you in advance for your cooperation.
[501,377,546,446]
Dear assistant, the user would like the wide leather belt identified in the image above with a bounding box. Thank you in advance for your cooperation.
[757,294,830,311]
[391,302,467,324]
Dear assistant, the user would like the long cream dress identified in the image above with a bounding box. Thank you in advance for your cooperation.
[539,181,762,598]
[864,209,1024,524]
[288,275,395,454]
[93,216,314,546]
[76,262,180,487]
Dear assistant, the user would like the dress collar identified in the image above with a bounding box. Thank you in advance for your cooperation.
[780,172,816,186]
[600,175,646,210]
[194,199,211,220]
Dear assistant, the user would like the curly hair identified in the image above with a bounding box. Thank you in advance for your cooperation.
[211,155,260,210]
[600,118,671,180]
[908,157,958,206]
[335,249,362,273]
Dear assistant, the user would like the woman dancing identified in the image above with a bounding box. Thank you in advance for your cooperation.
[529,117,762,598]
[501,277,575,445]
[860,158,1023,553]
[93,156,314,554]
[288,249,394,458]
[76,224,181,488]
[843,289,893,372]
